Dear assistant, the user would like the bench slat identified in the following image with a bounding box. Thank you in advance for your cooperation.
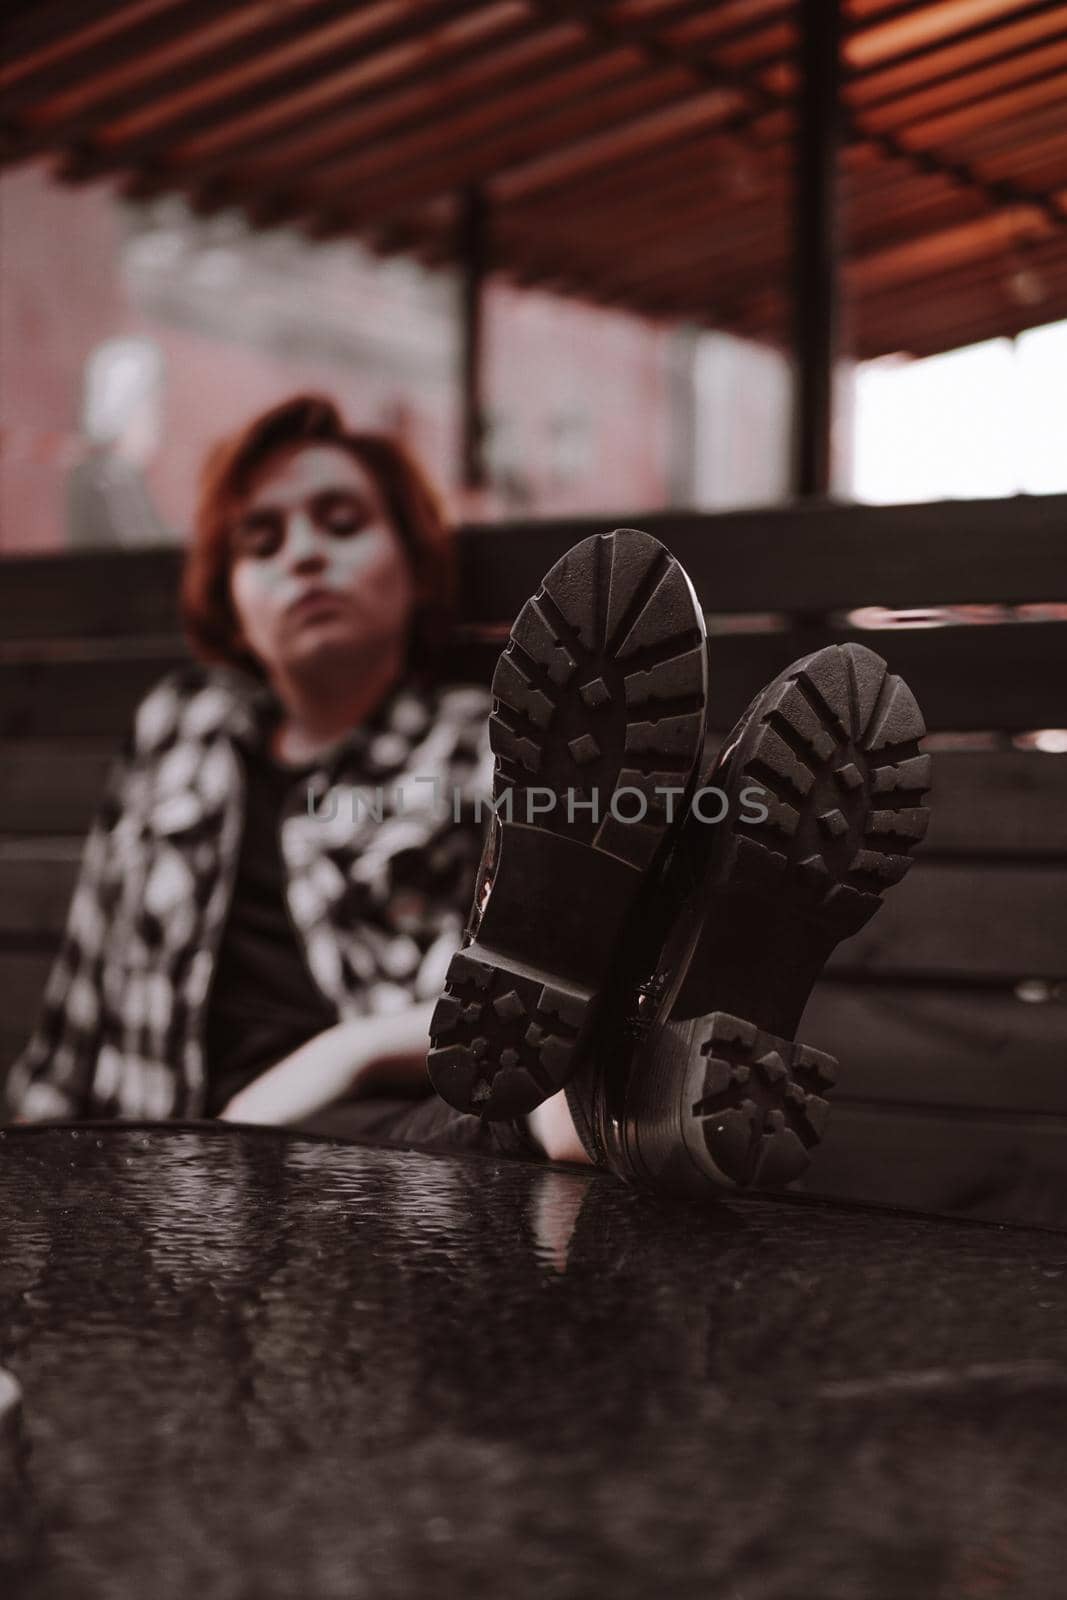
[8,618,1061,738]
[0,951,52,1077]
[713,620,1067,737]
[0,740,115,834]
[922,750,1067,857]
[458,620,1067,734]
[827,862,1067,982]
[460,617,1067,736]
[2,497,1065,641]
[0,548,184,639]
[806,1102,1067,1225]
[0,651,188,738]
[804,981,1067,1115]
[458,496,1067,619]
[0,852,80,939]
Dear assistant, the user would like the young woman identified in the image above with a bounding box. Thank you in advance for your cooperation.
[6,395,554,1157]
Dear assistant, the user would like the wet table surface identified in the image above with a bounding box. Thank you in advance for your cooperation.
[2,1124,1066,1600]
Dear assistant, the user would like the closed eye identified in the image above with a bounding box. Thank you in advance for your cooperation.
[233,510,283,558]
[311,490,370,537]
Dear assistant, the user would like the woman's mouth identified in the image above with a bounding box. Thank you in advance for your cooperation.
[286,587,344,620]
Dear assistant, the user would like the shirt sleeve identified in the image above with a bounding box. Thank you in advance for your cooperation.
[4,662,212,1123]
[4,728,137,1123]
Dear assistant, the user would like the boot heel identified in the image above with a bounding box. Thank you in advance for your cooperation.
[428,945,593,1118]
[427,822,650,1117]
[683,1012,838,1189]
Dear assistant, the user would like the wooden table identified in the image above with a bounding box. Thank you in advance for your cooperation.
[2,1123,1066,1598]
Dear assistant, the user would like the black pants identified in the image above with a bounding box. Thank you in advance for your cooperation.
[290,1091,542,1162]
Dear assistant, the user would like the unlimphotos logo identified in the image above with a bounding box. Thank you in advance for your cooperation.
[306,780,770,827]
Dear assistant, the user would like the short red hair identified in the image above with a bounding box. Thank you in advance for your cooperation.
[181,394,455,681]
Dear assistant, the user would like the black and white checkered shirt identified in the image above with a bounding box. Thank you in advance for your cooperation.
[7,663,492,1122]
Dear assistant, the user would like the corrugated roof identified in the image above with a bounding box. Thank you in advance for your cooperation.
[3,0,1066,357]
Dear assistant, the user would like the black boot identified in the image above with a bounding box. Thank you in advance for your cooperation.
[567,641,933,1197]
[428,527,710,1119]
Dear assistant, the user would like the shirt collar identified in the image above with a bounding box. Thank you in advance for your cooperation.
[214,665,417,777]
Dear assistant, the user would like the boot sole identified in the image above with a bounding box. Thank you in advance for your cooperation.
[428,527,708,1119]
[627,642,932,1191]
[710,639,932,942]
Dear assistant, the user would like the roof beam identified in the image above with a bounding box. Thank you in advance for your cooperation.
[78,3,594,195]
[309,77,745,237]
[845,0,1044,71]
[851,206,1056,293]
[305,58,702,207]
[861,40,1067,138]
[498,105,791,206]
[849,1,1065,101]
[0,0,496,168]
[1,0,258,114]
[1,0,137,68]
[174,11,609,190]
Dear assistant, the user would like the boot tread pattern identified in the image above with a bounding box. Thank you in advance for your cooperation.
[688,1012,838,1189]
[729,641,932,937]
[429,950,588,1119]
[488,529,706,871]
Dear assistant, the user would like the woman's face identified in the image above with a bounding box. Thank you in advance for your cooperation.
[228,444,416,680]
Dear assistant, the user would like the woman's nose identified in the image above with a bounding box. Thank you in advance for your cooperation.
[284,509,328,571]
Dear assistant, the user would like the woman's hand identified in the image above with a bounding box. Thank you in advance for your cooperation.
[217,1001,435,1127]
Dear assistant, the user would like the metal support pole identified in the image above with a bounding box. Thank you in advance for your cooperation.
[458,185,488,492]
[791,0,843,499]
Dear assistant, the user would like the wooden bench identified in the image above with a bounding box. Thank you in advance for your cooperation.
[2,496,1065,1222]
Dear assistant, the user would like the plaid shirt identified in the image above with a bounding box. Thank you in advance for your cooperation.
[6,663,492,1123]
